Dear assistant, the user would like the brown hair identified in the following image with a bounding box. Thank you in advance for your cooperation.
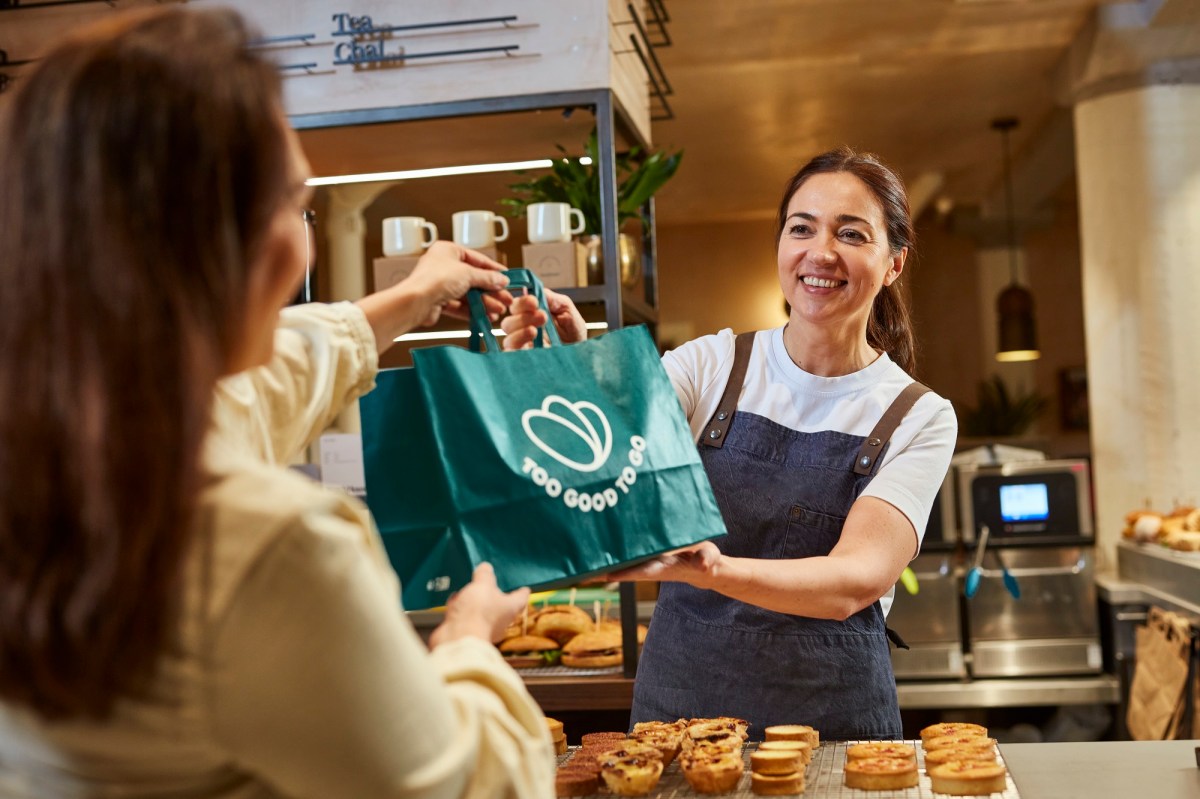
[775,146,917,374]
[0,7,290,719]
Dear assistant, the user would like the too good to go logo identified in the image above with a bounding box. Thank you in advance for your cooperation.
[520,395,646,512]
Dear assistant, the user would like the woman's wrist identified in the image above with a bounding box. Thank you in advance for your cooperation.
[355,279,435,355]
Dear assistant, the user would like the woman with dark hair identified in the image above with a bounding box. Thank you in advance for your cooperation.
[0,7,552,797]
[503,147,957,740]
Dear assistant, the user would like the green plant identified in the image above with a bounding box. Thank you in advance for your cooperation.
[499,129,682,235]
[961,376,1049,437]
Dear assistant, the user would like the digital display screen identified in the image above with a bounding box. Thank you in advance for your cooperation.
[999,483,1050,523]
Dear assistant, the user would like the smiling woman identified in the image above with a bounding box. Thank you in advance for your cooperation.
[774,146,916,378]
[502,145,958,741]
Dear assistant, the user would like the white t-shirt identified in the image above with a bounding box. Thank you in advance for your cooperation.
[661,327,958,615]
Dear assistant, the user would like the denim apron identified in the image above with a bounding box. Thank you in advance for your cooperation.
[631,333,929,741]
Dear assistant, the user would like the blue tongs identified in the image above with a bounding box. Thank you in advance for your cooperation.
[964,524,1020,599]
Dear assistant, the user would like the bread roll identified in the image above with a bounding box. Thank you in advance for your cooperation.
[533,605,594,644]
[561,629,622,668]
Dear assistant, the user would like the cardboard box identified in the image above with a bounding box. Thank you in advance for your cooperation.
[373,255,420,291]
[521,241,588,288]
[374,247,506,292]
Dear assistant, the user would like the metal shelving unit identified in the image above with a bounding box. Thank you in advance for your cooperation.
[291,87,657,678]
[291,87,658,338]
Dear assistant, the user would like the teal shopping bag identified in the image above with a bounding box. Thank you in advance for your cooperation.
[360,269,726,610]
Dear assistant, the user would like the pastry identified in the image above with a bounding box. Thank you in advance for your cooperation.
[763,725,819,749]
[924,735,997,753]
[679,745,745,794]
[846,742,916,762]
[629,728,681,765]
[683,721,744,752]
[546,717,567,755]
[928,760,1008,795]
[598,753,663,796]
[843,757,919,790]
[923,746,999,769]
[751,771,805,795]
[596,741,664,763]
[919,722,987,744]
[750,749,803,776]
[757,740,812,764]
[555,767,600,797]
[580,731,627,747]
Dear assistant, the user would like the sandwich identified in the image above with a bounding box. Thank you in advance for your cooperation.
[561,629,622,668]
[532,605,595,644]
[498,635,562,668]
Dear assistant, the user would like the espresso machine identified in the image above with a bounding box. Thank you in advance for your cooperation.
[887,467,967,680]
[957,458,1102,677]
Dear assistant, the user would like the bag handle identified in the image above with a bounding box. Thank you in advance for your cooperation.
[467,268,563,353]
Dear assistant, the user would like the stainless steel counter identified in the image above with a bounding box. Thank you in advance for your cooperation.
[896,675,1118,709]
[1108,540,1200,615]
[1002,739,1200,799]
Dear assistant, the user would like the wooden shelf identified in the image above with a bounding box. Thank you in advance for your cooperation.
[523,674,635,712]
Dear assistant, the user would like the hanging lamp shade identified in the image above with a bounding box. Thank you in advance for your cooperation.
[990,116,1040,363]
[996,283,1039,362]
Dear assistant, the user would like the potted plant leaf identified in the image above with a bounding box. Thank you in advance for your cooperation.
[500,128,682,287]
[960,375,1049,437]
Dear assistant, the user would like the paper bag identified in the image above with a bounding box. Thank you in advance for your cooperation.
[1126,606,1192,740]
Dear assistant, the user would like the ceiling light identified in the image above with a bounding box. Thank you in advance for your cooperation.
[307,158,555,187]
[992,117,1039,363]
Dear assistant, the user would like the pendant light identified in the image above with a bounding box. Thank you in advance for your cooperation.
[992,117,1040,362]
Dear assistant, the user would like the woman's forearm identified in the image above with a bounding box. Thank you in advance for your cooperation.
[700,554,887,620]
[355,280,434,356]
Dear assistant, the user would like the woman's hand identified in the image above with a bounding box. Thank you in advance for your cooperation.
[500,289,587,350]
[357,242,512,354]
[603,542,722,587]
[428,562,531,649]
[406,242,512,327]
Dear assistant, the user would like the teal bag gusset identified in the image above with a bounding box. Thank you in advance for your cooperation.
[360,269,726,610]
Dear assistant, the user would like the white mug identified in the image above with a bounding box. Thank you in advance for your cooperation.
[383,216,437,256]
[452,210,509,249]
[527,202,586,244]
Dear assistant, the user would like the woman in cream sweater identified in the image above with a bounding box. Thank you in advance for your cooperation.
[0,7,552,798]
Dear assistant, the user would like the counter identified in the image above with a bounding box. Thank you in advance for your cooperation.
[1003,739,1200,799]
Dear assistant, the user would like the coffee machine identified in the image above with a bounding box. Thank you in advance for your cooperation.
[887,467,967,679]
[958,458,1102,677]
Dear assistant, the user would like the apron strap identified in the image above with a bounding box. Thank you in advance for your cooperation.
[852,381,932,475]
[700,332,755,449]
